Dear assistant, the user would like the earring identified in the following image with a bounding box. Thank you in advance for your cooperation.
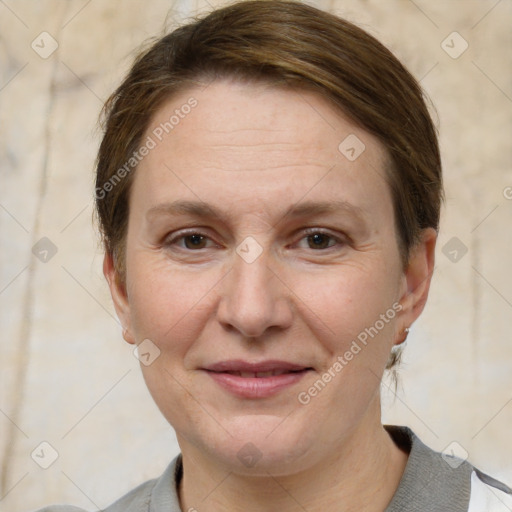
[397,327,410,345]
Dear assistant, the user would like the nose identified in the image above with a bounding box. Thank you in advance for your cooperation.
[216,249,293,339]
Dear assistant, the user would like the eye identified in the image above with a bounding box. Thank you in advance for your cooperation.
[164,231,217,250]
[296,229,344,250]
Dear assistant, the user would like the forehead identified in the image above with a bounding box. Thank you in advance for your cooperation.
[133,79,392,223]
[147,80,386,161]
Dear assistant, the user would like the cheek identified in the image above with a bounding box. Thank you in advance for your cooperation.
[289,266,400,430]
[289,261,400,349]
[126,254,223,347]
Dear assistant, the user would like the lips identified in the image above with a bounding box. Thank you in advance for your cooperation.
[225,369,297,378]
[202,360,312,398]
[205,359,309,373]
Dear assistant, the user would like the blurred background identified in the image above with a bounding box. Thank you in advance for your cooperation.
[1,0,511,510]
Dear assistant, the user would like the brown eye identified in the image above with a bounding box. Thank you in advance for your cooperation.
[183,234,208,249]
[306,233,334,250]
[296,230,342,251]
[164,231,216,251]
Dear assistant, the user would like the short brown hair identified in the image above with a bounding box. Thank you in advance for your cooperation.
[96,0,443,319]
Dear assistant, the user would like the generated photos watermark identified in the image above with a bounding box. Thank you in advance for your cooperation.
[95,97,198,200]
[297,301,403,405]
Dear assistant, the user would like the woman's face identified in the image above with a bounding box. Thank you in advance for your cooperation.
[106,79,433,475]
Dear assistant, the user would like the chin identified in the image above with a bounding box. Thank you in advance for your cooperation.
[195,415,321,476]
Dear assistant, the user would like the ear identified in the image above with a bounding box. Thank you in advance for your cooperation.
[103,252,136,345]
[395,227,437,344]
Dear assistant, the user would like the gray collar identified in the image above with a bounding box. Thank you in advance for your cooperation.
[384,425,472,512]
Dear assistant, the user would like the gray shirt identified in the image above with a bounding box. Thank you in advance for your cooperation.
[36,425,512,512]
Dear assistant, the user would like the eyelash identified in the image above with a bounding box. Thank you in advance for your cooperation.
[164,228,347,252]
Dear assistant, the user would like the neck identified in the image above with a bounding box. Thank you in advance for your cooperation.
[178,406,408,512]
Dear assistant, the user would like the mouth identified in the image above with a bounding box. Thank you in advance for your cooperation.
[219,369,307,378]
[202,360,313,398]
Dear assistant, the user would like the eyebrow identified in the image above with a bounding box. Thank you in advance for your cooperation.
[146,199,367,226]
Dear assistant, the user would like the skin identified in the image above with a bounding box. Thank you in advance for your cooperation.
[104,79,436,512]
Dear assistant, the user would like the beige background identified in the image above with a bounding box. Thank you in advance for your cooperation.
[1,0,511,510]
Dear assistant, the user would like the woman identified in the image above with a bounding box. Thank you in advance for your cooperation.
[39,1,511,510]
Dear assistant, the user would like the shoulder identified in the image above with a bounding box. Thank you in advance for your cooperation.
[385,425,512,512]
[33,507,90,512]
[468,468,512,512]
[33,479,157,512]
[33,455,182,512]
[32,478,156,512]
